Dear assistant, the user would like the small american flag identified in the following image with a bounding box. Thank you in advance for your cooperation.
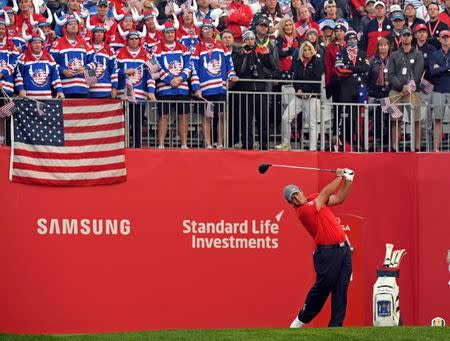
[84,68,98,86]
[296,23,309,38]
[11,99,126,186]
[386,102,403,119]
[121,76,136,103]
[146,58,160,74]
[0,100,17,118]
[205,102,214,118]
[420,78,434,95]
[379,97,392,112]
[405,79,416,93]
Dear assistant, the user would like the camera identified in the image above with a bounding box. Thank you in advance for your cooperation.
[243,44,255,51]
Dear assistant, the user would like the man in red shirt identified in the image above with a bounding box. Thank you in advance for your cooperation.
[286,167,354,328]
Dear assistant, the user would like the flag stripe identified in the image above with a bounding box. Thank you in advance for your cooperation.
[14,141,124,153]
[13,162,126,173]
[14,148,124,159]
[64,122,125,133]
[64,115,124,127]
[64,108,123,120]
[12,175,127,186]
[11,168,126,180]
[64,135,124,147]
[65,128,125,140]
[14,155,125,166]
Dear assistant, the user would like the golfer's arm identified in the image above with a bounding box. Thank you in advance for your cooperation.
[315,177,343,210]
[328,179,353,206]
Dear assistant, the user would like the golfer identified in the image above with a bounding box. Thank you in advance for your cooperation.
[285,168,354,328]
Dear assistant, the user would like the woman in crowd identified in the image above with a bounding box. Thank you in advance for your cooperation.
[276,41,323,151]
[276,17,300,80]
[367,37,391,151]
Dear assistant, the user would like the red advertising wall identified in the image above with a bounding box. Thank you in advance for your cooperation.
[0,147,448,334]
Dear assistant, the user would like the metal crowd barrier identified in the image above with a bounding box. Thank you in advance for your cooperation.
[1,94,450,152]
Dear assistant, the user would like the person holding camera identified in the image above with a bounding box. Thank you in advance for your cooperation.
[234,29,279,150]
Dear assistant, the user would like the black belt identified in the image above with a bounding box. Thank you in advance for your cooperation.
[317,241,348,249]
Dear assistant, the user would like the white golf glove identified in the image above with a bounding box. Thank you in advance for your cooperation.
[343,168,354,182]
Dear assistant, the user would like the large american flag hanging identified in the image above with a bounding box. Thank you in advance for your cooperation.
[10,99,126,186]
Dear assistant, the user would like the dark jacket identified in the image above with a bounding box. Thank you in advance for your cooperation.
[293,55,324,94]
[367,56,391,98]
[388,46,424,92]
[429,48,450,93]
[416,42,437,81]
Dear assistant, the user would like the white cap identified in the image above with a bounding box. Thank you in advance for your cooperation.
[389,4,402,13]
[374,1,385,8]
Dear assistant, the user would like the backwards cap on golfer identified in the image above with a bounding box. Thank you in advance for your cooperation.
[284,185,301,203]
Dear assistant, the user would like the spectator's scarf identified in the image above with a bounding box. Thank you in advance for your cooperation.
[347,46,358,65]
[376,57,389,86]
[285,35,294,48]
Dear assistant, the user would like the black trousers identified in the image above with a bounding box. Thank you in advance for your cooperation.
[297,243,352,327]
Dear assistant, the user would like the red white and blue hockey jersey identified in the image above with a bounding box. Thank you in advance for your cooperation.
[50,36,96,95]
[8,27,26,53]
[191,40,236,96]
[15,49,63,98]
[90,43,119,98]
[153,42,191,96]
[143,30,162,56]
[0,38,19,94]
[177,25,199,53]
[116,46,154,100]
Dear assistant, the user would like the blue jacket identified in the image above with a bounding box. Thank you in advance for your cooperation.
[429,48,450,93]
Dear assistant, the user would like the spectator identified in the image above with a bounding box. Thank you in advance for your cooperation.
[289,0,306,23]
[429,30,450,151]
[324,22,346,103]
[426,1,449,49]
[153,19,191,149]
[116,27,155,148]
[359,1,392,58]
[389,11,406,52]
[415,23,436,150]
[15,0,46,33]
[350,0,367,33]
[142,10,163,55]
[30,13,56,51]
[388,27,424,152]
[438,0,450,27]
[50,14,96,98]
[334,30,369,151]
[295,5,321,41]
[108,9,137,51]
[403,2,426,31]
[178,7,200,53]
[234,30,278,150]
[194,0,212,20]
[89,0,117,35]
[316,0,351,23]
[224,0,253,43]
[5,6,26,53]
[191,19,238,149]
[276,41,324,151]
[276,17,300,80]
[319,19,335,49]
[16,32,64,99]
[359,0,376,34]
[367,37,391,150]
[86,23,119,99]
[250,0,284,38]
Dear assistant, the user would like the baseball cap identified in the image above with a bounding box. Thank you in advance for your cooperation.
[389,4,402,14]
[404,2,415,10]
[401,27,413,36]
[319,19,335,31]
[345,30,358,41]
[324,0,336,8]
[373,1,385,8]
[284,185,301,203]
[335,22,347,32]
[391,12,405,21]
[365,0,375,5]
[414,23,427,33]
[439,30,450,38]
[97,0,108,6]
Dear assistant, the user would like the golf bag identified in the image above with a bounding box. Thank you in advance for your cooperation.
[373,268,401,326]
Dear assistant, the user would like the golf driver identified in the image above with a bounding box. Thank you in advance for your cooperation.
[258,163,336,174]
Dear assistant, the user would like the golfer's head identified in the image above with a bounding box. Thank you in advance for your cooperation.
[284,184,304,206]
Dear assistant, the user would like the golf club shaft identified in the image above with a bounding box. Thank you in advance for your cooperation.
[271,164,336,173]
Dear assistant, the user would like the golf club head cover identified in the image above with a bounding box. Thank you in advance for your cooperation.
[343,168,354,181]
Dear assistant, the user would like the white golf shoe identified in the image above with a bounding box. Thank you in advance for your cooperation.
[290,316,304,328]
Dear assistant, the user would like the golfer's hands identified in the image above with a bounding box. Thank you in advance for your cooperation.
[343,168,354,181]
[336,168,345,177]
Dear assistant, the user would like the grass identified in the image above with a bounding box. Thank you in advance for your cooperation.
[1,327,449,341]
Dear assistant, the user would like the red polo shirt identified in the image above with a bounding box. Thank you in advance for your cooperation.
[295,193,346,246]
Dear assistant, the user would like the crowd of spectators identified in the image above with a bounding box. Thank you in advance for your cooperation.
[0,0,449,151]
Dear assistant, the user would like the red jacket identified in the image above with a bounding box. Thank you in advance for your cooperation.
[439,10,450,28]
[325,41,345,86]
[226,1,253,42]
